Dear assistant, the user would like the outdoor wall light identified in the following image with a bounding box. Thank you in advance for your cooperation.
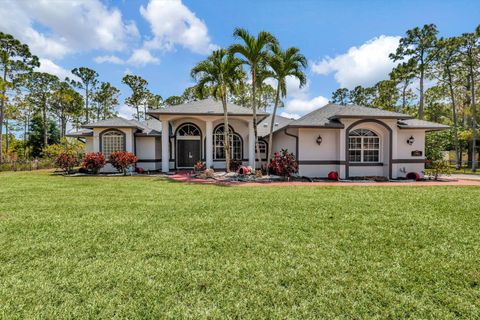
[316,135,323,145]
[407,136,415,145]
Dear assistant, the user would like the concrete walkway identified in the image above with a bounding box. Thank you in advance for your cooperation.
[168,172,480,187]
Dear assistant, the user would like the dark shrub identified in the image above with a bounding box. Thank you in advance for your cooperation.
[82,152,106,174]
[54,151,79,174]
[109,151,138,175]
[406,172,420,181]
[268,149,298,177]
[327,171,339,181]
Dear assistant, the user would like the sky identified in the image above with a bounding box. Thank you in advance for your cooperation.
[0,0,479,120]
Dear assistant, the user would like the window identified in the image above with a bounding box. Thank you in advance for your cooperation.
[102,130,125,157]
[348,129,379,163]
[177,124,200,136]
[214,125,242,160]
[258,141,267,154]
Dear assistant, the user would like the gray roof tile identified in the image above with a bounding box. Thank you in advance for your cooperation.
[398,119,450,130]
[258,115,295,137]
[147,98,269,117]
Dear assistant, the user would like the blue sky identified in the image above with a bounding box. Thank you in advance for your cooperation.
[1,0,479,119]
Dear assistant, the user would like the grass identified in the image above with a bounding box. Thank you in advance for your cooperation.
[1,171,480,319]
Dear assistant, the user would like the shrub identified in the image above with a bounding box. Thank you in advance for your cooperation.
[328,171,339,181]
[82,152,106,174]
[109,151,138,175]
[425,160,451,180]
[406,172,420,181]
[229,159,242,172]
[54,152,79,174]
[237,166,250,175]
[194,161,206,172]
[268,149,298,177]
[135,167,145,174]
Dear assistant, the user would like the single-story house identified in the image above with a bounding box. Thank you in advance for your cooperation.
[67,98,448,179]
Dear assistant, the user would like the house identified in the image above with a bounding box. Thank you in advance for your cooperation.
[67,98,448,179]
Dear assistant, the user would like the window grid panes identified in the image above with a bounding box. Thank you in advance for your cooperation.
[214,125,242,160]
[102,131,125,158]
[177,124,200,136]
[348,129,380,163]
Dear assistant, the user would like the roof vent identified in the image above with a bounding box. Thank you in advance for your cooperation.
[274,122,279,126]
[263,123,268,127]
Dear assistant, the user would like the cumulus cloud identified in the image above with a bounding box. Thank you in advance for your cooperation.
[94,55,126,65]
[311,35,401,89]
[127,49,160,66]
[0,0,138,59]
[279,112,301,120]
[37,58,76,81]
[140,0,217,55]
[285,96,329,115]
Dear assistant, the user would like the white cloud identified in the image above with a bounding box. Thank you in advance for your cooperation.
[0,0,138,59]
[127,49,160,66]
[37,58,76,81]
[285,96,329,115]
[140,0,217,55]
[279,112,301,120]
[264,76,309,100]
[117,104,134,119]
[311,35,401,89]
[94,55,126,65]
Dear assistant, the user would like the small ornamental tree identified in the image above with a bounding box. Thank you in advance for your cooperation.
[268,149,298,177]
[109,151,137,175]
[82,152,106,174]
[54,151,79,174]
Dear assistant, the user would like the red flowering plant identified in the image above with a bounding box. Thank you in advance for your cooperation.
[54,151,79,174]
[110,151,138,175]
[268,149,298,178]
[82,152,106,174]
[194,161,206,172]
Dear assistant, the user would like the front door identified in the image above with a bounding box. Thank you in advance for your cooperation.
[177,140,201,168]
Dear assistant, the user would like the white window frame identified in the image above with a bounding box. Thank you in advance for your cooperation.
[348,129,380,163]
[213,125,242,160]
[101,130,125,158]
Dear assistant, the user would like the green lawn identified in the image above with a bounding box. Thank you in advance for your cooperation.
[1,171,479,319]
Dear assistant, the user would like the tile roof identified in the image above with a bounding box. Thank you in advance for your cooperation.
[147,98,269,117]
[258,115,295,137]
[397,119,450,130]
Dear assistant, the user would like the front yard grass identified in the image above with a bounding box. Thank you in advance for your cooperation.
[1,171,479,319]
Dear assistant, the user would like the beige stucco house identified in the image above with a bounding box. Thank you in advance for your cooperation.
[67,98,448,179]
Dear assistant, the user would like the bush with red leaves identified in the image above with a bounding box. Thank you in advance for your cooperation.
[82,152,106,174]
[55,151,79,174]
[327,171,339,181]
[110,151,138,175]
[268,149,298,177]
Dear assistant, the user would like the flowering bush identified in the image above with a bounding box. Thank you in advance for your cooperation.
[54,151,79,174]
[82,152,106,174]
[268,149,298,177]
[110,151,138,175]
[237,165,250,175]
[406,172,420,181]
[194,161,206,171]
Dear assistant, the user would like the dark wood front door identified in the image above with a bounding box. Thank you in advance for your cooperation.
[177,140,201,167]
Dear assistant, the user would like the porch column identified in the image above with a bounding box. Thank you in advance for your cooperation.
[205,120,213,168]
[162,120,170,173]
[248,119,255,167]
[338,129,346,179]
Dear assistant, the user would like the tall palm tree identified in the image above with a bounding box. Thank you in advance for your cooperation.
[267,46,307,162]
[229,28,278,170]
[191,48,243,171]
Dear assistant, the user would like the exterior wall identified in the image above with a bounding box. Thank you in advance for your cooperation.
[85,137,94,152]
[297,128,340,177]
[136,136,161,171]
[393,129,426,178]
[272,129,298,157]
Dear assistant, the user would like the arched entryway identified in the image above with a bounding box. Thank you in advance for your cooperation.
[175,123,202,168]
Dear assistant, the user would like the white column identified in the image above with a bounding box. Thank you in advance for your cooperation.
[338,129,346,179]
[162,120,170,173]
[205,120,213,168]
[248,119,255,168]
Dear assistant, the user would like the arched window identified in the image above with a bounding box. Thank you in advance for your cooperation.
[214,125,242,160]
[177,124,200,136]
[348,129,380,162]
[101,130,125,157]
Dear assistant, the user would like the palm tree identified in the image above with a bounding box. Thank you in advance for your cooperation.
[191,49,243,171]
[229,28,278,170]
[266,45,307,163]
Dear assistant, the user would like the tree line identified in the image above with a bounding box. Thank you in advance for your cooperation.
[330,24,480,170]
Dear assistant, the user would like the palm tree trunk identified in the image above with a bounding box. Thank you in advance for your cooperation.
[221,94,231,172]
[268,83,281,164]
[447,67,461,169]
[251,68,261,170]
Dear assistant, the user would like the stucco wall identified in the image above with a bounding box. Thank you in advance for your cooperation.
[136,136,161,171]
